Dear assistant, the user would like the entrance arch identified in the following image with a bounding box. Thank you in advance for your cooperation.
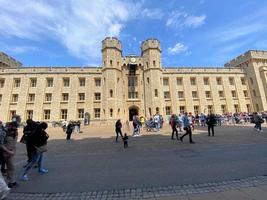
[129,106,139,121]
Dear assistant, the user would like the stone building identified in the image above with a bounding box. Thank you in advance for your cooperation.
[0,37,266,124]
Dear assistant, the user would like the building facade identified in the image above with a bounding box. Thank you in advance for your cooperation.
[0,37,267,124]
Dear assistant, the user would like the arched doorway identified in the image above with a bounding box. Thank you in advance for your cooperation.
[129,106,139,121]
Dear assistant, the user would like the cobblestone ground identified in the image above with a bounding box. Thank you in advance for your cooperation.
[8,123,267,200]
[9,176,267,199]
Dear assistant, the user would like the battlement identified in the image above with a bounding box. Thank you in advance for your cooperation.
[102,37,122,52]
[224,50,267,68]
[141,39,161,52]
[0,52,22,68]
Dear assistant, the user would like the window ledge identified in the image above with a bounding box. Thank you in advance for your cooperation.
[94,100,101,103]
[43,101,51,104]
[10,102,18,105]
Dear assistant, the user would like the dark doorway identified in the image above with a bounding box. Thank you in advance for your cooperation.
[129,107,138,121]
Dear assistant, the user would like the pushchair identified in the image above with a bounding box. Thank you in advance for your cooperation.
[145,120,157,132]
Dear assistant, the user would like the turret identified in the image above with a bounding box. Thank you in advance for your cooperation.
[102,37,122,70]
[141,39,161,70]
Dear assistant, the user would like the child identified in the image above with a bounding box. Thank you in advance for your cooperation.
[123,133,128,148]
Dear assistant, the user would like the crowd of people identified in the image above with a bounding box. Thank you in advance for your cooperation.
[115,111,266,148]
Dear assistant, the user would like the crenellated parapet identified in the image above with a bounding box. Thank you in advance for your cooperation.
[224,50,267,68]
[101,37,122,52]
[141,39,161,54]
[0,52,22,68]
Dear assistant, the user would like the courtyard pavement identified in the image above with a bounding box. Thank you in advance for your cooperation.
[7,122,267,199]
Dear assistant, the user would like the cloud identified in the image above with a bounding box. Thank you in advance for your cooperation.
[0,0,140,63]
[166,11,206,29]
[141,8,164,19]
[168,42,189,55]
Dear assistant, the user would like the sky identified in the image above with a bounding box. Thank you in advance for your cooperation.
[0,0,267,67]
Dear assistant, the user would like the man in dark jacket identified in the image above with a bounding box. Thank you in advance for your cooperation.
[206,113,217,136]
[115,119,123,142]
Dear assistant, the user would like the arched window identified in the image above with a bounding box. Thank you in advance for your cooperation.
[110,109,113,117]
[110,89,113,97]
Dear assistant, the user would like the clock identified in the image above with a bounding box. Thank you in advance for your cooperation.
[130,57,136,63]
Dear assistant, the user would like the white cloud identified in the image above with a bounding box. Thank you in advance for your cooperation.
[0,0,140,64]
[166,11,206,29]
[168,43,189,55]
[141,8,164,19]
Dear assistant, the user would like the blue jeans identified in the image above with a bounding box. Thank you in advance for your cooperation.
[22,152,44,175]
[255,123,262,131]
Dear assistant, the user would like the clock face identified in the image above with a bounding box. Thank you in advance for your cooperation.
[130,57,136,63]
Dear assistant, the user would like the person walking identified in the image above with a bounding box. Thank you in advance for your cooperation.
[252,112,264,132]
[66,122,74,140]
[122,133,128,148]
[170,115,179,140]
[206,113,217,136]
[115,119,123,142]
[180,112,195,144]
[2,119,19,188]
[21,119,37,165]
[20,122,49,181]
[0,121,7,176]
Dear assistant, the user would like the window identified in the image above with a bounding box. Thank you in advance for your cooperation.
[128,77,137,86]
[27,110,33,119]
[95,78,101,86]
[0,79,5,88]
[163,78,169,86]
[63,78,70,87]
[45,93,52,102]
[155,89,158,97]
[14,78,20,87]
[250,77,253,84]
[78,109,84,118]
[110,60,113,66]
[208,105,213,113]
[165,106,171,115]
[203,77,209,85]
[243,90,248,98]
[194,106,199,114]
[216,77,222,85]
[190,77,196,85]
[156,107,159,114]
[241,77,246,85]
[164,91,170,99]
[79,93,85,101]
[221,105,226,114]
[229,77,234,85]
[110,108,113,117]
[95,93,101,100]
[43,110,50,120]
[231,90,237,98]
[234,104,239,113]
[178,91,184,99]
[46,78,53,87]
[256,104,259,111]
[10,110,16,120]
[62,93,69,101]
[192,91,198,98]
[79,78,85,87]
[176,78,183,85]
[153,60,156,67]
[246,104,251,113]
[218,91,224,98]
[61,109,68,120]
[0,94,2,102]
[147,77,150,83]
[109,90,113,98]
[28,94,35,102]
[128,92,138,99]
[253,90,256,97]
[205,91,211,98]
[30,78,37,87]
[179,106,185,114]
[94,108,101,118]
[12,94,18,102]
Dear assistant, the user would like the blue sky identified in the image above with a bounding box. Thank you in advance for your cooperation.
[1,0,267,67]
